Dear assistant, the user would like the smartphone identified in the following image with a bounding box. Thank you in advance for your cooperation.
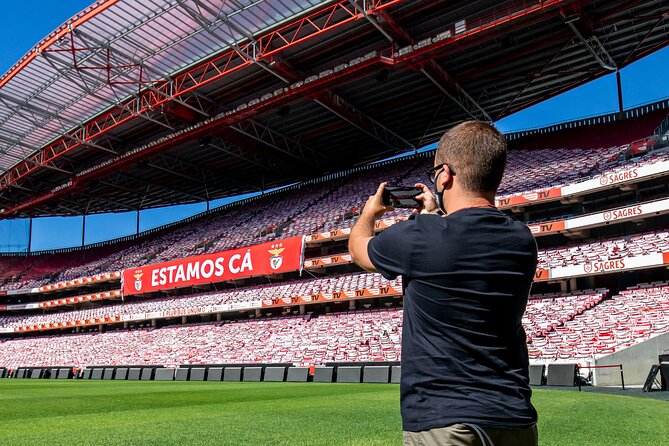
[382,186,422,209]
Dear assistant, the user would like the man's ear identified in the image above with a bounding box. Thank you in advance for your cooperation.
[440,166,453,188]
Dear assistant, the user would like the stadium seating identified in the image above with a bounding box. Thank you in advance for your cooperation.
[3,285,668,368]
[5,220,669,326]
[2,129,669,377]
[3,144,667,292]
[3,221,669,329]
[0,272,401,330]
[528,285,669,360]
[2,283,669,368]
[523,291,607,341]
[537,230,669,269]
[0,308,403,369]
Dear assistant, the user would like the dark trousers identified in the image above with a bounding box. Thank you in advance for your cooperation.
[403,423,538,446]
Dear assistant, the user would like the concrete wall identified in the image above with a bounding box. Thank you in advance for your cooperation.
[207,367,223,381]
[313,367,334,383]
[594,333,669,386]
[190,368,206,381]
[363,366,390,383]
[286,367,309,382]
[336,366,362,383]
[224,367,242,381]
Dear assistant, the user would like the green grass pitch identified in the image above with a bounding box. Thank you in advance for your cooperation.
[1,380,667,445]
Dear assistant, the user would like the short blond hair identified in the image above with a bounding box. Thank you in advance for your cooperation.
[435,121,507,194]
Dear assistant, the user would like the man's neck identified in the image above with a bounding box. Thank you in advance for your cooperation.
[444,194,496,215]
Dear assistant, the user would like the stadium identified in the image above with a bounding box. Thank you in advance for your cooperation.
[1,0,669,444]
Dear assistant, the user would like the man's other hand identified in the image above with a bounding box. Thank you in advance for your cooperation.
[362,182,393,220]
[414,183,440,215]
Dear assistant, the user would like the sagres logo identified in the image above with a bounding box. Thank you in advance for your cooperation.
[133,271,144,292]
[583,263,593,273]
[268,243,285,270]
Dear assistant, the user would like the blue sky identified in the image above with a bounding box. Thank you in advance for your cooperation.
[0,1,668,252]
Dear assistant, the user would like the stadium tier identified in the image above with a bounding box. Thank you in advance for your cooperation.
[528,285,669,360]
[2,139,669,292]
[523,291,607,341]
[0,308,403,369]
[306,226,669,274]
[2,104,669,380]
[3,221,669,327]
[537,229,669,269]
[2,285,668,369]
[0,272,401,330]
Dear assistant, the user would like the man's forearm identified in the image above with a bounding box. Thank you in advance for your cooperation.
[348,211,377,271]
[351,211,376,239]
[349,182,388,271]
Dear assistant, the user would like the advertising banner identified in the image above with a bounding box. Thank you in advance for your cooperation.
[547,253,666,280]
[305,217,406,243]
[528,221,565,236]
[565,198,669,231]
[495,187,562,208]
[122,237,304,296]
[534,269,550,281]
[304,254,352,269]
[5,303,40,310]
[562,159,669,196]
[259,284,403,308]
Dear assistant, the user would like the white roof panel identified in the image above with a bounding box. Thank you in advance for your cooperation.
[0,0,326,171]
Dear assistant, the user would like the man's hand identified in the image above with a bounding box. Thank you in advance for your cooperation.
[361,182,394,220]
[413,183,440,215]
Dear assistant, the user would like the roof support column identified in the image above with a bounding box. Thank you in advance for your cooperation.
[81,214,86,248]
[28,217,33,253]
[616,70,624,117]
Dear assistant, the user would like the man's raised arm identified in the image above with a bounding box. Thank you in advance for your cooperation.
[348,182,391,272]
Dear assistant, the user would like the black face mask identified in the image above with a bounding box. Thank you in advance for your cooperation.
[433,168,448,215]
[434,184,446,215]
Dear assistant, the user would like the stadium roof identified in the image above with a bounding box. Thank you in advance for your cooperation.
[1,0,668,218]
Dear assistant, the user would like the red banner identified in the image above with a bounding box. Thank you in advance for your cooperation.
[260,285,403,307]
[495,187,562,208]
[122,237,304,296]
[527,220,565,236]
[38,271,122,293]
[304,254,352,269]
[534,269,549,281]
[305,217,406,243]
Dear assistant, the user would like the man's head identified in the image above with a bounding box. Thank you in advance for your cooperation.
[432,121,507,210]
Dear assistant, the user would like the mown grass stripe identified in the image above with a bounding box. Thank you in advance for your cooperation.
[0,381,667,446]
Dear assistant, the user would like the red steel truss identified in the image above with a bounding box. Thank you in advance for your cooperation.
[0,0,580,217]
[0,0,122,90]
[0,0,407,193]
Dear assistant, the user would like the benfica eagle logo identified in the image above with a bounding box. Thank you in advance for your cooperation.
[268,244,285,270]
[133,272,143,291]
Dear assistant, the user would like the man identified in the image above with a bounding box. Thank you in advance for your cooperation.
[349,121,538,446]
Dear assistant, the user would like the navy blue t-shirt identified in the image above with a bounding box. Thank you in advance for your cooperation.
[367,207,538,432]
